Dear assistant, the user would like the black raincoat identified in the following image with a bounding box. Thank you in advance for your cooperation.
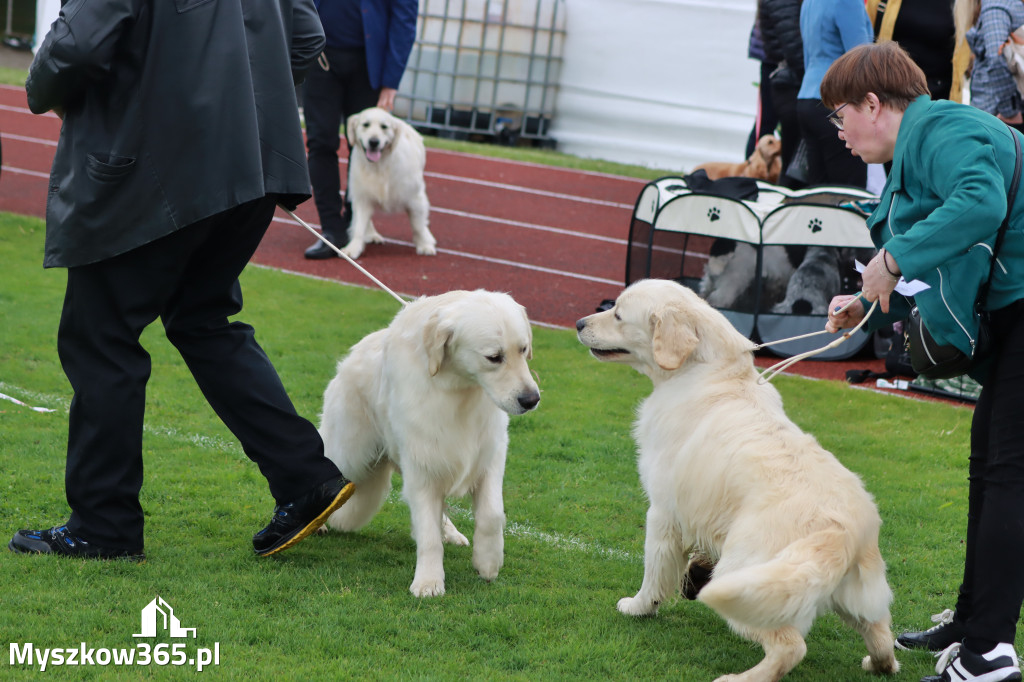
[27,0,325,268]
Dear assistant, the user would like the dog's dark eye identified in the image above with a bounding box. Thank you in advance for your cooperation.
[381,124,389,130]
[486,353,504,364]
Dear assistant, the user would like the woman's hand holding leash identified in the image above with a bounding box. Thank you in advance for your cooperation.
[826,294,865,333]
[859,249,900,314]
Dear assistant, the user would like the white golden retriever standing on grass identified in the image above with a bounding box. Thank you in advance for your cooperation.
[342,107,435,259]
[319,290,540,597]
[576,279,898,682]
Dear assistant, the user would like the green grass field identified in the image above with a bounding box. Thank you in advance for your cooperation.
[0,211,996,680]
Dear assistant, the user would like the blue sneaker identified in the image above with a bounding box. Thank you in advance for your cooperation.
[9,525,144,561]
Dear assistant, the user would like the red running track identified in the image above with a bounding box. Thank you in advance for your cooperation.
[1,83,911,390]
[0,83,635,331]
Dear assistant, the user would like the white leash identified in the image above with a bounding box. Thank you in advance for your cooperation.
[756,293,878,383]
[278,206,408,307]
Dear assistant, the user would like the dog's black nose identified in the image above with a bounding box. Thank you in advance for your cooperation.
[518,390,540,411]
[368,138,380,150]
[575,319,586,331]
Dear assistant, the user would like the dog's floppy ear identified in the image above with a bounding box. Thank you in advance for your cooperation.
[650,305,700,371]
[423,309,455,376]
[346,112,362,147]
[390,114,406,143]
[520,305,533,359]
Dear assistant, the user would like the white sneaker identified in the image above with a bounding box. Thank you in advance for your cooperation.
[929,642,1022,682]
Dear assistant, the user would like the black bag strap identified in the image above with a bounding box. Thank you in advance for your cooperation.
[978,131,1023,310]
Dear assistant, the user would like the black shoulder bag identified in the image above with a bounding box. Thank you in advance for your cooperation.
[905,132,1022,380]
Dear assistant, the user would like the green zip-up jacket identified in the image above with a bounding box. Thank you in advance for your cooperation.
[864,95,1024,380]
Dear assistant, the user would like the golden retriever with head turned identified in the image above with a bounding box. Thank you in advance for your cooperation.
[319,290,540,597]
[575,279,898,682]
[342,107,436,259]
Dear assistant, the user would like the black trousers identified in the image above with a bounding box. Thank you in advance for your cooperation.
[303,46,380,240]
[956,299,1024,648]
[745,61,781,158]
[59,196,341,550]
[770,81,803,189]
[795,98,867,188]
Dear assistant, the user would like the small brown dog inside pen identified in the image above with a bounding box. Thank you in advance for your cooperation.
[693,134,782,183]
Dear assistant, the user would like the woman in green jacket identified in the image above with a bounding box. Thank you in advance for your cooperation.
[822,42,1024,682]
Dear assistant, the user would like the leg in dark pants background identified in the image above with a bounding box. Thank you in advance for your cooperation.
[957,301,1024,649]
[303,47,381,249]
[796,98,867,188]
[60,197,340,550]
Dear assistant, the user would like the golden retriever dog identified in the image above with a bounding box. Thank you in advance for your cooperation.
[342,107,436,259]
[575,279,898,682]
[319,290,540,597]
[694,134,783,183]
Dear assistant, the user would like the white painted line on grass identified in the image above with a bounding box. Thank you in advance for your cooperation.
[1,380,640,563]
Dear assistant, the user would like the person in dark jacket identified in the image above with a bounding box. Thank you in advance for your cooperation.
[8,0,354,561]
[759,0,805,187]
[868,0,958,101]
[743,20,781,160]
[302,0,418,260]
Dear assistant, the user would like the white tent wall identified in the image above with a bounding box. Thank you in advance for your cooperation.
[33,0,59,53]
[549,0,760,171]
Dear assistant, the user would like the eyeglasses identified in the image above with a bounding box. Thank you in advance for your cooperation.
[826,102,850,130]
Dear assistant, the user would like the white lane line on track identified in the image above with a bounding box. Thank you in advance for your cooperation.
[0,103,59,118]
[270,215,622,286]
[425,170,633,210]
[1,165,50,178]
[1,132,635,210]
[425,146,653,182]
[1,131,56,146]
[430,206,626,245]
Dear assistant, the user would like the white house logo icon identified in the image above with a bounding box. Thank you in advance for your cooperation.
[133,597,196,638]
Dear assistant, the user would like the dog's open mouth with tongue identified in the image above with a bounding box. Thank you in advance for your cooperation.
[365,139,383,163]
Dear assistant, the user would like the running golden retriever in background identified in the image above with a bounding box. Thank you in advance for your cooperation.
[319,290,540,597]
[575,279,898,682]
[342,107,435,259]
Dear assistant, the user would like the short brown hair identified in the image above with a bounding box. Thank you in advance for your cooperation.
[820,42,929,112]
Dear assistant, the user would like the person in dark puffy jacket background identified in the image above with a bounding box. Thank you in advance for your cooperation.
[758,0,805,187]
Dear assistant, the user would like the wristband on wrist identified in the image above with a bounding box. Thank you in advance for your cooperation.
[880,249,900,278]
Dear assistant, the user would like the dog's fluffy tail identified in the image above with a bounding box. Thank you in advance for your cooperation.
[697,528,855,631]
[326,462,393,532]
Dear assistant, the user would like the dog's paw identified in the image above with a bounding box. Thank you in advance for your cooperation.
[415,242,437,256]
[409,578,446,598]
[340,241,365,260]
[473,553,503,582]
[441,515,469,546]
[365,223,385,244]
[862,654,899,675]
[616,596,657,617]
